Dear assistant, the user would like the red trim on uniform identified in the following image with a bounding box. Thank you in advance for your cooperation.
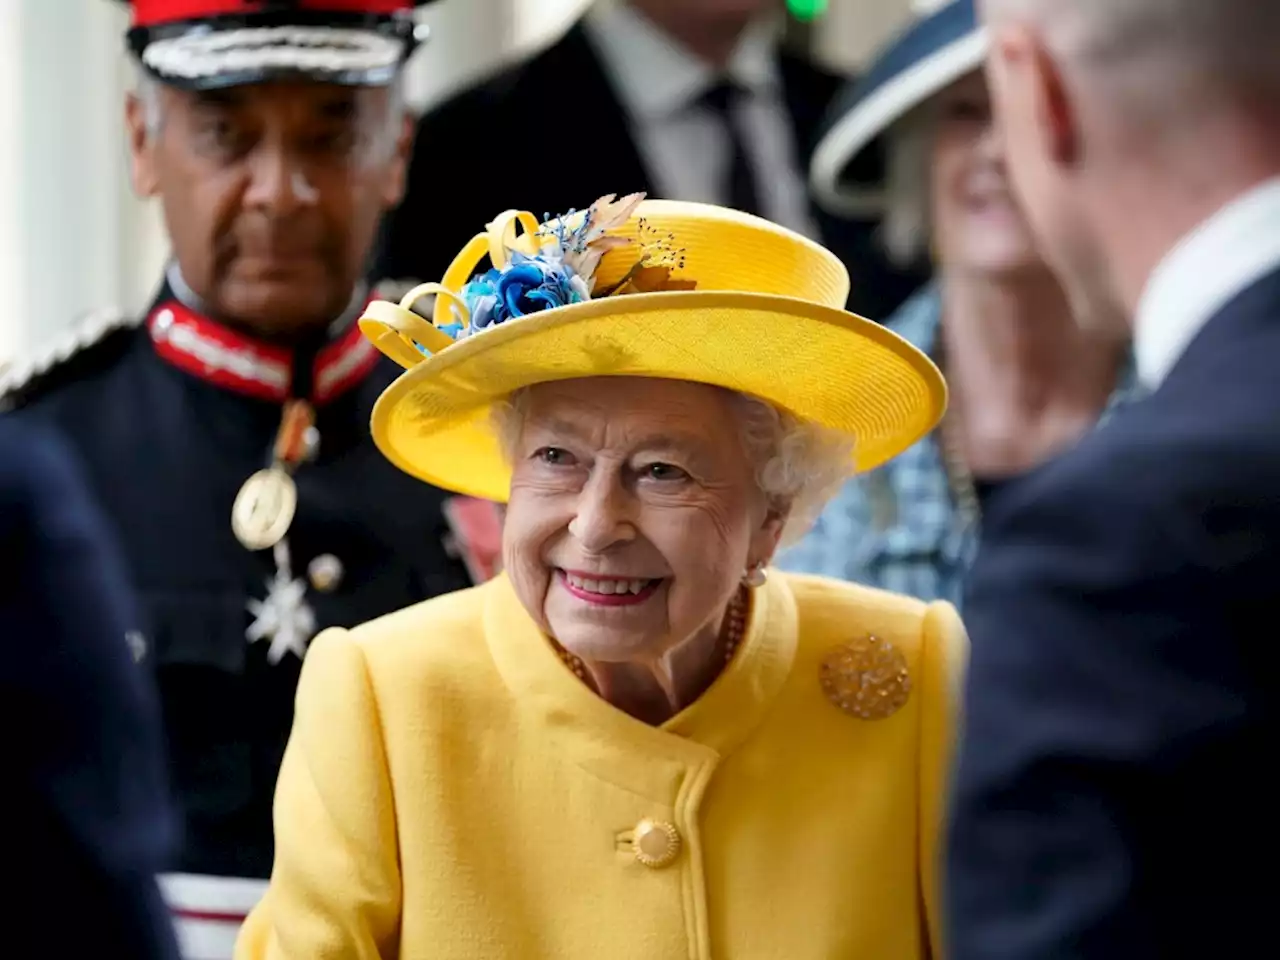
[313,319,381,405]
[172,907,250,925]
[131,0,413,29]
[147,298,379,404]
[148,301,290,403]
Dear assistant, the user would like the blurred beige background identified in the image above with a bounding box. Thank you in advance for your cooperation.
[0,0,913,365]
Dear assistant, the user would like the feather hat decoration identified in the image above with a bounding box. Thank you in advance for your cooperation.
[432,191,703,342]
[544,192,646,291]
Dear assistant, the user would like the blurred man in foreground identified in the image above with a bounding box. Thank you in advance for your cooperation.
[0,1,482,954]
[2,418,178,959]
[950,0,1280,956]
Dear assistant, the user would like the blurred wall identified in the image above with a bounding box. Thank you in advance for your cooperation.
[0,0,911,366]
[813,0,914,73]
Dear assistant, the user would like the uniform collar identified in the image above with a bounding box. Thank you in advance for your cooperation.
[146,267,381,405]
[482,572,797,802]
[584,1,781,122]
[1135,176,1280,389]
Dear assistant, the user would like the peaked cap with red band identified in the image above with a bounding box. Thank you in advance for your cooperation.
[117,0,437,90]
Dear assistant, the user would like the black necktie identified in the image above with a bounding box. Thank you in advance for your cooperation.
[699,80,763,217]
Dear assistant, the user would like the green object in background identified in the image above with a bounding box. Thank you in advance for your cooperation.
[787,0,829,21]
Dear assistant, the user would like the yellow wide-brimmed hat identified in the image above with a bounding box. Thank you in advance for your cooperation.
[360,195,946,502]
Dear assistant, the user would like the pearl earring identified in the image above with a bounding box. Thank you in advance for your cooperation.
[743,563,768,589]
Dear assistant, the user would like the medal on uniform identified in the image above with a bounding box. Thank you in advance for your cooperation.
[247,540,317,664]
[231,466,298,551]
[239,400,321,663]
[231,400,315,551]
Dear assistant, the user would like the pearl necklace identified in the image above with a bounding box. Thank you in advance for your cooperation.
[938,410,981,528]
[933,341,981,528]
[552,587,750,683]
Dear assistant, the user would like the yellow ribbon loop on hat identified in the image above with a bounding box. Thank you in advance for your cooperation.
[359,301,433,370]
[485,210,542,270]
[401,282,472,330]
[441,233,491,299]
[358,282,471,370]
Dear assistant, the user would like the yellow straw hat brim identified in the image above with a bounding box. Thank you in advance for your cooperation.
[371,289,946,503]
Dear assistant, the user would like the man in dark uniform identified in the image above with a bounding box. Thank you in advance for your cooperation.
[0,2,489,955]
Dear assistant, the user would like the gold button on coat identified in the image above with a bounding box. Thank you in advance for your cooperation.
[632,819,681,869]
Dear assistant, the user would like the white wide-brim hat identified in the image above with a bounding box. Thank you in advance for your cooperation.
[810,0,986,218]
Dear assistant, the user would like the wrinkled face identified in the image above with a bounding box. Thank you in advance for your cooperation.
[503,377,783,664]
[929,71,1043,276]
[126,80,412,340]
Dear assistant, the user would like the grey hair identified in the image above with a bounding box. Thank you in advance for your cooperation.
[132,65,408,156]
[491,386,857,549]
[985,0,1280,100]
[135,69,166,139]
[880,105,933,268]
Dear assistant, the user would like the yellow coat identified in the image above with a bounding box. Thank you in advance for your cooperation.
[237,572,967,959]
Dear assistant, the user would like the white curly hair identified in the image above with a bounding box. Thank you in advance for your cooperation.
[491,385,856,549]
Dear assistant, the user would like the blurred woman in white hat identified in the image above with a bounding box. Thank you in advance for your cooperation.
[779,0,1139,605]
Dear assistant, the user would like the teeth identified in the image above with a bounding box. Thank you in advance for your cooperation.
[565,573,652,595]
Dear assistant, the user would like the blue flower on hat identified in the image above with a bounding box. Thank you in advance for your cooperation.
[438,193,647,342]
[456,252,586,338]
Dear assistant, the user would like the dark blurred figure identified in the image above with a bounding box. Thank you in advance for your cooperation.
[378,0,925,320]
[0,2,483,955]
[950,0,1280,956]
[2,418,178,960]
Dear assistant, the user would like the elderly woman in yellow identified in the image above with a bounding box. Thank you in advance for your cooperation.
[236,193,965,960]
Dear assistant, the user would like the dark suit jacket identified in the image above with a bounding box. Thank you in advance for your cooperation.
[376,23,924,322]
[948,265,1280,957]
[1,419,179,959]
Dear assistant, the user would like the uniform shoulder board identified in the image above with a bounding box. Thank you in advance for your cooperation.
[0,307,140,411]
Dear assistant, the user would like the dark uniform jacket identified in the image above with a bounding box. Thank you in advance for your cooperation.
[2,279,478,882]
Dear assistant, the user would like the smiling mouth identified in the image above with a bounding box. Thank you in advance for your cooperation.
[559,570,663,606]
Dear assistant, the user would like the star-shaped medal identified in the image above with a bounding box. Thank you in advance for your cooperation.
[246,541,317,664]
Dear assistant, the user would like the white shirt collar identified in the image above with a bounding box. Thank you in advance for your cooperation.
[1135,176,1280,388]
[583,1,781,122]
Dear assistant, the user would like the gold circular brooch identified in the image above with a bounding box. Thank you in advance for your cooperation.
[819,635,912,720]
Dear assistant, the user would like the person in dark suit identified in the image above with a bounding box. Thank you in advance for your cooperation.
[377,0,925,321]
[948,0,1280,956]
[2,419,178,959]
